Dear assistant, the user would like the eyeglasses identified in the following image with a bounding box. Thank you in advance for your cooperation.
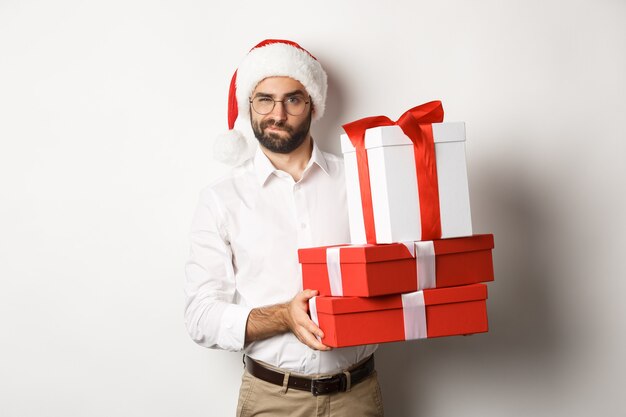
[249,95,311,116]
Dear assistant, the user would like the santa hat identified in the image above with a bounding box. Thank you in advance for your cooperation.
[213,39,328,165]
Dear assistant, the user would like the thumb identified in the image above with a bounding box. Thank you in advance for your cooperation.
[300,289,319,300]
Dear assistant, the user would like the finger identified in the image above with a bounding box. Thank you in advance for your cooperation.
[293,310,324,338]
[298,289,319,301]
[297,326,332,351]
[304,319,324,339]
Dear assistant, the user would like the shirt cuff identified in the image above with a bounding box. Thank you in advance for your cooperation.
[218,303,253,352]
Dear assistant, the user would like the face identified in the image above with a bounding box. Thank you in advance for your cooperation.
[249,77,313,154]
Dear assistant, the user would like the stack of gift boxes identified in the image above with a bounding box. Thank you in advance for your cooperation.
[298,101,495,348]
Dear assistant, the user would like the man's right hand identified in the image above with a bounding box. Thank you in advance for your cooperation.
[244,289,331,351]
[284,289,332,351]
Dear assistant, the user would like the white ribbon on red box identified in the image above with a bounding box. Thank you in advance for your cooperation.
[325,241,437,296]
[308,296,322,342]
[326,246,345,297]
[400,242,432,339]
[308,292,428,342]
[315,242,435,342]
[401,241,437,290]
[401,291,427,340]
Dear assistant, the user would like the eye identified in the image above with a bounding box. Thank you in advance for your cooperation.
[286,96,304,105]
[256,97,273,103]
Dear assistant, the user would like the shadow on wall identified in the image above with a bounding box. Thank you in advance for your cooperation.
[376,151,568,415]
[312,64,347,155]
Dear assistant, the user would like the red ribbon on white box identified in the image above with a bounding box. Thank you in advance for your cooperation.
[342,101,445,243]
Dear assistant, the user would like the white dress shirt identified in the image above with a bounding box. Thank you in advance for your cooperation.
[184,141,377,375]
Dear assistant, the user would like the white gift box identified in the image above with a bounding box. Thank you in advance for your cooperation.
[340,122,473,244]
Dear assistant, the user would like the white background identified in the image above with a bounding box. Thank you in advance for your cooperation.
[1,0,625,416]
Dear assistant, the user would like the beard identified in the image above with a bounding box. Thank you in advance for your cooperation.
[251,110,312,154]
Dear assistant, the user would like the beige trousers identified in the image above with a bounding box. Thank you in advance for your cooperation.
[236,369,385,417]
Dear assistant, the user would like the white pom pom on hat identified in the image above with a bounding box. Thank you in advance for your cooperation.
[213,39,328,165]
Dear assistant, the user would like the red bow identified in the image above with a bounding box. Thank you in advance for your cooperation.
[342,101,444,243]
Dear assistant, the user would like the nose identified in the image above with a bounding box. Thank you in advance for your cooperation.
[268,100,288,120]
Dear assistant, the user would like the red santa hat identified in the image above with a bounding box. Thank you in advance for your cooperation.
[214,39,328,165]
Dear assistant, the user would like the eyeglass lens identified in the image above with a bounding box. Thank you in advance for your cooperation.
[251,96,309,116]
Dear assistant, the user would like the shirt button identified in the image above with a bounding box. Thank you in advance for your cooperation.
[311,353,317,359]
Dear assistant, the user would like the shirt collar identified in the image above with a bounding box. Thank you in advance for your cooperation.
[253,141,331,186]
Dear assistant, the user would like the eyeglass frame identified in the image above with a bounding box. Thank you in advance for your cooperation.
[248,94,311,116]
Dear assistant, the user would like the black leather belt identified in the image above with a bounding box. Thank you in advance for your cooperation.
[244,355,375,396]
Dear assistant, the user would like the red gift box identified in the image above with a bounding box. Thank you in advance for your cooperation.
[309,284,489,348]
[299,234,494,297]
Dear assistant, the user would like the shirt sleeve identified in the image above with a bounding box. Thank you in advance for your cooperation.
[184,186,252,352]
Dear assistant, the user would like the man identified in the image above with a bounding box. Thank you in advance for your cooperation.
[185,39,383,416]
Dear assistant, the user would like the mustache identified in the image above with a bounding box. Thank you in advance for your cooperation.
[260,119,293,133]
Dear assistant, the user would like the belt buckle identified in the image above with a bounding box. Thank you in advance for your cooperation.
[310,374,347,396]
